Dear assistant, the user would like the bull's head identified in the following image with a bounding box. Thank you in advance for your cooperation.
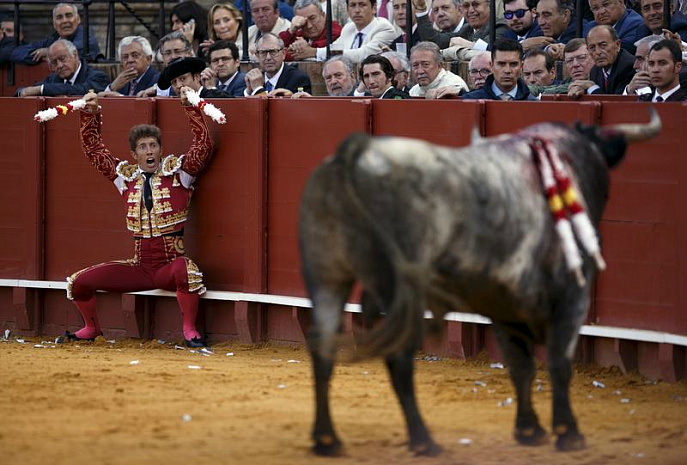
[575,109,661,168]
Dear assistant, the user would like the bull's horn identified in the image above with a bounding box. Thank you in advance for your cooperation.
[608,108,661,143]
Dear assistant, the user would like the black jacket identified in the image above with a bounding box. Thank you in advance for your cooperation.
[17,59,109,96]
[590,49,635,95]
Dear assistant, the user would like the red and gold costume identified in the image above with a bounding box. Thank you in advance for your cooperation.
[66,105,213,344]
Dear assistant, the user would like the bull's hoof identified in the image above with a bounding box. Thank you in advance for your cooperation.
[313,435,343,456]
[410,440,442,457]
[514,426,549,446]
[555,431,586,451]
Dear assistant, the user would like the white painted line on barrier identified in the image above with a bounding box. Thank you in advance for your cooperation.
[1,279,685,347]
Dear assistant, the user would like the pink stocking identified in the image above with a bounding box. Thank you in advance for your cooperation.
[72,296,102,339]
[177,291,201,341]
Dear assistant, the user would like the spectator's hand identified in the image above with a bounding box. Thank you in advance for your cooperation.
[136,85,157,98]
[179,86,192,106]
[545,43,565,61]
[19,85,41,97]
[199,39,215,56]
[97,90,124,98]
[270,88,293,97]
[291,15,307,32]
[109,67,139,92]
[245,68,265,94]
[520,36,555,52]
[425,89,439,99]
[289,38,316,60]
[412,0,428,11]
[200,67,218,89]
[433,86,462,99]
[626,71,651,95]
[449,37,474,49]
[356,80,367,95]
[662,29,685,50]
[30,47,48,63]
[567,80,595,99]
[181,19,196,45]
[84,91,99,111]
[292,90,312,98]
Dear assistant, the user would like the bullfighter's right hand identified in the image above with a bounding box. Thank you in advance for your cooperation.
[84,91,99,112]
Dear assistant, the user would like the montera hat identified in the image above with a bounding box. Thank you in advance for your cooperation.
[157,57,206,90]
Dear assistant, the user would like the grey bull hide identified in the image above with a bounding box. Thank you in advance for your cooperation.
[298,111,661,456]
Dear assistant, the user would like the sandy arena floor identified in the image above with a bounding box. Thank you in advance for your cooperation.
[0,336,686,465]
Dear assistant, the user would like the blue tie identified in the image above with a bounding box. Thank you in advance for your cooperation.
[266,81,273,92]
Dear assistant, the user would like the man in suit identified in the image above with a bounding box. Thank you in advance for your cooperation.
[157,56,234,99]
[587,0,645,54]
[100,36,159,97]
[638,0,687,41]
[280,0,342,61]
[522,48,557,86]
[360,54,411,98]
[413,0,507,51]
[462,38,536,99]
[638,39,687,101]
[16,39,109,97]
[244,33,312,95]
[201,40,247,97]
[10,3,100,65]
[432,0,465,34]
[586,25,635,94]
[390,0,421,51]
[312,0,396,62]
[536,0,590,60]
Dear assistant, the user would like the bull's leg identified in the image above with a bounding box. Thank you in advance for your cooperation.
[547,301,587,451]
[385,348,441,456]
[493,324,548,446]
[307,284,352,456]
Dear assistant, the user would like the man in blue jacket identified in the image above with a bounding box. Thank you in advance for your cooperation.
[462,38,536,100]
[16,40,109,97]
[10,3,100,65]
[587,0,645,53]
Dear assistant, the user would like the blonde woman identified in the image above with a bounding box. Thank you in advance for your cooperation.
[200,3,243,58]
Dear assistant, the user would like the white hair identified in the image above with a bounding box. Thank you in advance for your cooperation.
[118,36,154,59]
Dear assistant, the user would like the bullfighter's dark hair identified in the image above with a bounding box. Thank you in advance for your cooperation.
[129,125,162,151]
[360,54,395,81]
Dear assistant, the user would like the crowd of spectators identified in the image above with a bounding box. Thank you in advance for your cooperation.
[1,0,686,101]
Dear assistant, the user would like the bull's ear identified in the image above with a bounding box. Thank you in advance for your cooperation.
[575,122,627,169]
[471,126,482,144]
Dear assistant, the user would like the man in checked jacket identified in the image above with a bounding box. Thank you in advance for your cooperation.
[66,88,213,347]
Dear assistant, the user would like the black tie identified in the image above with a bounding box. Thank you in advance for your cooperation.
[655,96,664,102]
[143,172,153,212]
[355,32,363,48]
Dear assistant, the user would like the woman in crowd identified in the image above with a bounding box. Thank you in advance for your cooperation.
[200,3,243,57]
[170,1,209,59]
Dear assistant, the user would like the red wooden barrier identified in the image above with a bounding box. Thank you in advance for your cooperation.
[372,99,483,145]
[1,62,52,97]
[484,100,600,136]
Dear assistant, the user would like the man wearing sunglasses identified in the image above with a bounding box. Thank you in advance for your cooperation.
[244,33,312,95]
[502,0,553,52]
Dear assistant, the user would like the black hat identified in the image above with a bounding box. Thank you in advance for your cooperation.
[157,57,206,90]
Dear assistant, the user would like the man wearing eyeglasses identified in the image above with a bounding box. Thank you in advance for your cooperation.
[412,0,507,54]
[381,50,412,93]
[137,32,195,98]
[587,0,644,54]
[100,36,159,97]
[502,0,553,52]
[467,51,492,89]
[201,40,247,97]
[16,39,109,97]
[244,33,312,95]
[528,38,595,96]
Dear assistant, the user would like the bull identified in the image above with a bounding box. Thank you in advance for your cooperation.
[298,112,660,456]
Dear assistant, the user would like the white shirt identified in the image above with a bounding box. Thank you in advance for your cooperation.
[653,83,681,102]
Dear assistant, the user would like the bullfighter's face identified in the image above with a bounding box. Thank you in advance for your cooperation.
[132,136,163,173]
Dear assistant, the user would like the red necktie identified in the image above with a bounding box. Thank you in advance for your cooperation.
[378,0,389,18]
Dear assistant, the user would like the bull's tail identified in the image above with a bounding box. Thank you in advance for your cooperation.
[335,133,427,359]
